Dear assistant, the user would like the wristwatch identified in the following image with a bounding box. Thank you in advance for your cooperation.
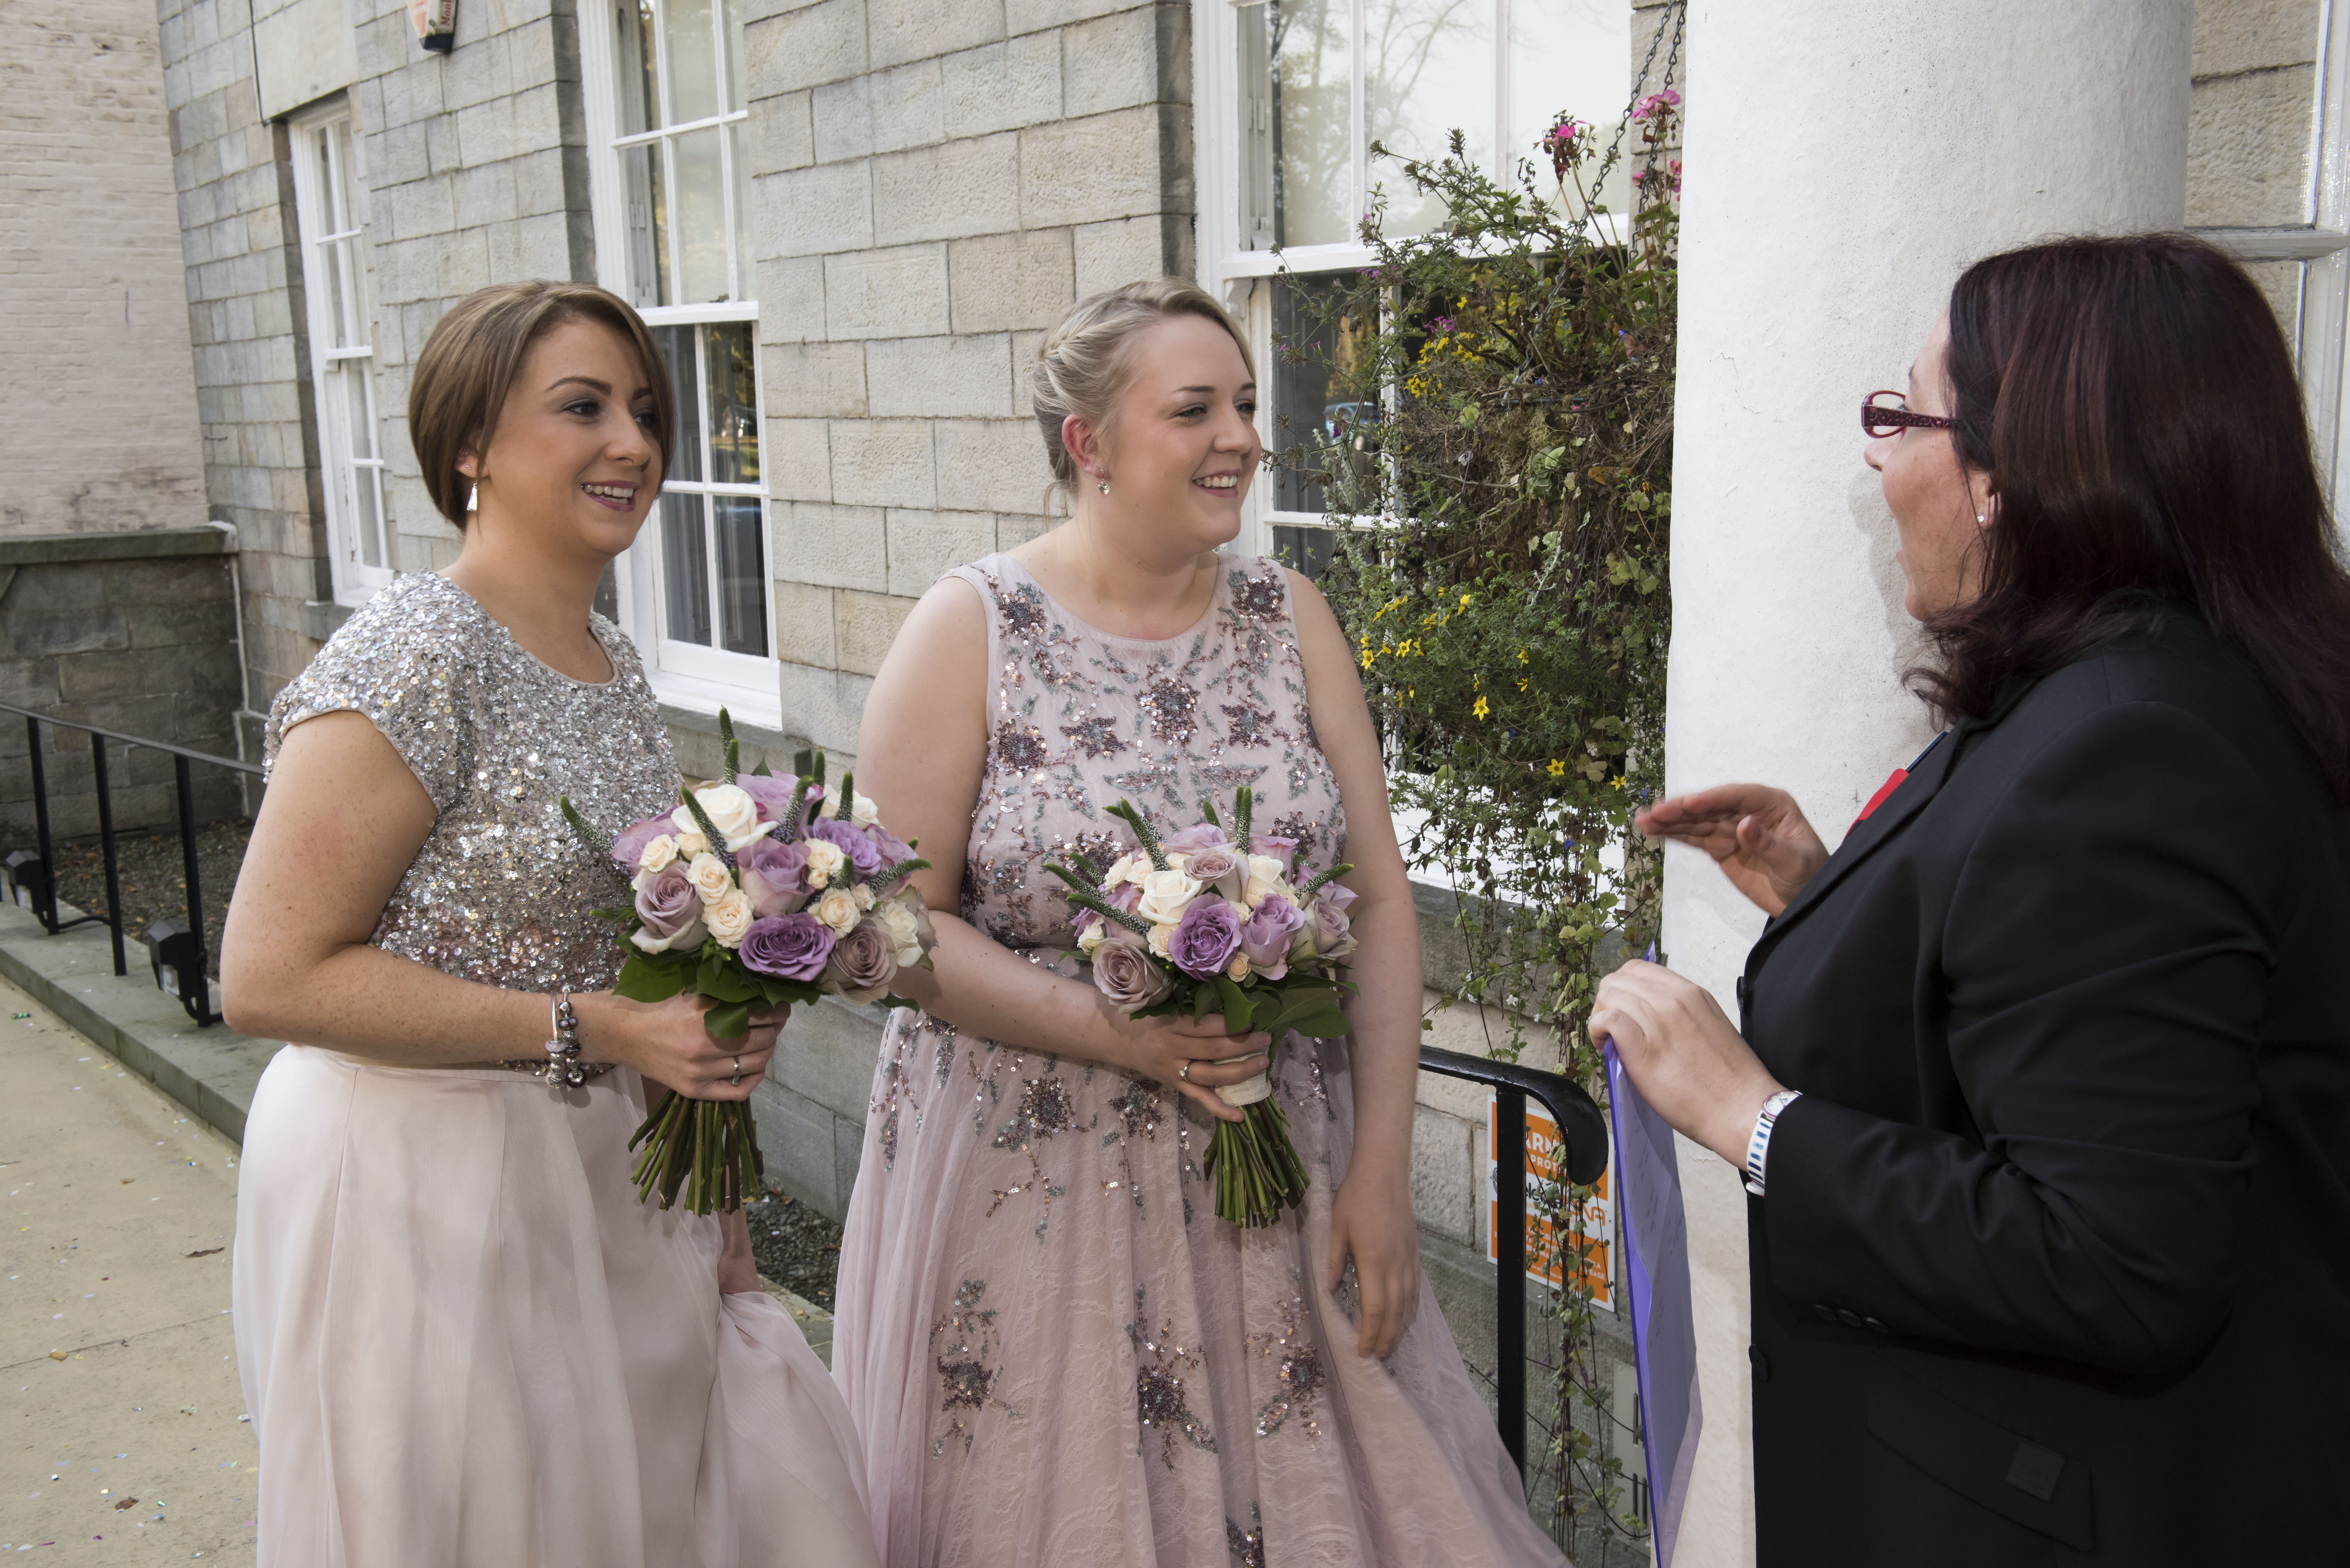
[1743,1089,1803,1197]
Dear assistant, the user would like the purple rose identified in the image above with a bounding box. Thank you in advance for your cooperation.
[737,836,811,917]
[1309,893,1357,961]
[1183,844,1247,901]
[737,773,800,824]
[1249,834,1299,874]
[1094,939,1172,1013]
[821,917,898,1003]
[632,863,707,953]
[865,821,917,870]
[612,811,677,872]
[805,817,883,879]
[1107,879,1143,915]
[1318,880,1359,914]
[739,913,836,981]
[1169,897,1244,980]
[1239,895,1306,980]
[1160,823,1232,856]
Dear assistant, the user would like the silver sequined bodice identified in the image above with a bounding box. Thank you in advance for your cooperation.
[264,572,678,993]
[948,552,1348,950]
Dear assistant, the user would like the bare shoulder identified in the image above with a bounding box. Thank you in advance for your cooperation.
[862,574,989,752]
[1280,566,1352,663]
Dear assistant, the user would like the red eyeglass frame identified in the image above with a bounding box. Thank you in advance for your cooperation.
[1862,391,1956,439]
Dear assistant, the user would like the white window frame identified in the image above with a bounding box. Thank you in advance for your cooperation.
[288,102,393,604]
[1195,0,1634,557]
[579,0,780,729]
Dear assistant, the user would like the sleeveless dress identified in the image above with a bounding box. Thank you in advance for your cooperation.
[231,572,879,1568]
[830,553,1568,1567]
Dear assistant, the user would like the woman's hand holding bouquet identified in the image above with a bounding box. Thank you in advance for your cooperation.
[566,711,936,1213]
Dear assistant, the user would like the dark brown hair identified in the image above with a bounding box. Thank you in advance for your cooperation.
[1918,232,2350,802]
[407,281,673,526]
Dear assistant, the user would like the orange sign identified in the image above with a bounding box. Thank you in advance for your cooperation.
[1487,1095,1614,1310]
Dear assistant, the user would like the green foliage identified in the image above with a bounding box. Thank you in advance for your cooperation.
[1275,87,1683,1553]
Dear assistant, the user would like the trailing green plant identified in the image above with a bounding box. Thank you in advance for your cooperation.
[1273,77,1682,1555]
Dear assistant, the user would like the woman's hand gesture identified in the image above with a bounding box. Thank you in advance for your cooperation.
[1635,784,1829,916]
[582,993,789,1101]
[1109,1011,1271,1124]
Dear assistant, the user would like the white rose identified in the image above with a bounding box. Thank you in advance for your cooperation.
[1135,868,1204,926]
[704,888,756,948]
[875,899,925,966]
[686,852,734,905]
[1226,951,1251,981]
[1164,851,1191,873]
[850,791,880,828]
[804,839,847,888]
[1102,853,1141,888]
[853,882,877,911]
[637,834,679,874]
[1148,922,1176,958]
[813,886,861,935]
[672,783,767,853]
[1077,921,1108,959]
[674,831,710,858]
[1125,856,1155,887]
[1243,855,1290,909]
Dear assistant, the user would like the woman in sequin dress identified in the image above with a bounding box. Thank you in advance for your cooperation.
[831,281,1569,1566]
[221,283,879,1568]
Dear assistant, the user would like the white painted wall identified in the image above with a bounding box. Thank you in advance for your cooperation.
[1662,4,2191,1562]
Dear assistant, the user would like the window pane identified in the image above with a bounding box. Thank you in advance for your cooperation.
[1270,524,1337,580]
[342,364,377,463]
[352,460,384,570]
[321,239,354,349]
[656,324,704,482]
[730,122,754,302]
[713,496,767,656]
[1271,273,1374,513]
[311,126,338,228]
[330,122,357,231]
[718,0,747,114]
[661,493,713,646]
[1510,0,1631,216]
[622,142,671,308]
[673,126,729,304]
[664,0,721,124]
[1365,0,1493,237]
[621,0,661,135]
[1267,0,1352,248]
[704,320,758,485]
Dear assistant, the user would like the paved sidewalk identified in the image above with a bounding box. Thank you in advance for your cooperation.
[1,971,256,1561]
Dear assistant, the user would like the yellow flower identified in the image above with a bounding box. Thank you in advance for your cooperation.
[1518,648,1529,665]
[1360,646,1375,669]
[1516,678,1529,692]
[1611,774,1627,790]
[1459,592,1473,611]
[1548,759,1566,778]
[1474,695,1491,720]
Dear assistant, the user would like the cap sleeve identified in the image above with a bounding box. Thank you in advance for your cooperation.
[265,578,475,814]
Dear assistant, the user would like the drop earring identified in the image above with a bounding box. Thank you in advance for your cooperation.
[1097,478,1110,495]
[468,483,480,514]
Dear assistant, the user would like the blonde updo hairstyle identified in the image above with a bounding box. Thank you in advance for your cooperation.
[1032,279,1255,507]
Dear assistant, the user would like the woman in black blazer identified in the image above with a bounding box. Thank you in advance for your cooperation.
[1593,234,2350,1565]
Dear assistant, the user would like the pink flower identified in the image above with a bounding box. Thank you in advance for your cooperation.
[1248,834,1299,874]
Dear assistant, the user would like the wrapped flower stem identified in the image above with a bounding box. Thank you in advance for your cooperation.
[1208,1074,1311,1227]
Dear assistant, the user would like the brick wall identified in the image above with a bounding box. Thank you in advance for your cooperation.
[155,0,329,729]
[0,0,209,540]
[744,0,1194,758]
[347,0,598,577]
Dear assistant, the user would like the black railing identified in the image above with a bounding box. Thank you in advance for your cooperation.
[1418,1043,1610,1481]
[2,699,261,1026]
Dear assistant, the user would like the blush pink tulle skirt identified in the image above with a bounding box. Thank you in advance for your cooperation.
[232,1045,880,1568]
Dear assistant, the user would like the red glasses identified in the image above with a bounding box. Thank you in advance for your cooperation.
[1863,390,1956,439]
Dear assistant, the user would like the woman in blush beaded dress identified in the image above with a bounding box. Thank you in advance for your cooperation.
[830,280,1569,1567]
[220,282,879,1568]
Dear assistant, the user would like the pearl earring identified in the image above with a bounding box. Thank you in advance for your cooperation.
[1097,478,1110,495]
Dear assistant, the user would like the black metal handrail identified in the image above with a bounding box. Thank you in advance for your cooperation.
[1418,1043,1609,1481]
[1,698,259,1026]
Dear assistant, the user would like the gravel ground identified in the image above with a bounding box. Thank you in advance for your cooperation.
[48,818,253,983]
[745,1188,845,1310]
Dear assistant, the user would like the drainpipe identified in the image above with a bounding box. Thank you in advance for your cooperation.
[209,521,260,811]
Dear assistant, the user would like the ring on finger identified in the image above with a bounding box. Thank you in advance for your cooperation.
[731,1054,742,1086]
[1177,1059,1193,1083]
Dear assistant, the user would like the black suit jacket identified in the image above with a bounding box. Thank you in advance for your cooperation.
[1740,619,2350,1565]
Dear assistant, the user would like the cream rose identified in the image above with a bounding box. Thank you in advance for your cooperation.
[804,839,847,888]
[674,831,710,858]
[853,882,877,911]
[849,790,880,828]
[637,834,680,874]
[704,888,757,948]
[1135,868,1204,926]
[1077,921,1108,959]
[671,783,767,853]
[875,899,925,967]
[686,853,734,905]
[812,885,862,935]
[1102,853,1142,888]
[1148,921,1177,958]
[1242,854,1292,909]
[1226,951,1251,981]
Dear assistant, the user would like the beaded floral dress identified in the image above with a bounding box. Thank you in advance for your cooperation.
[231,572,877,1568]
[830,554,1567,1567]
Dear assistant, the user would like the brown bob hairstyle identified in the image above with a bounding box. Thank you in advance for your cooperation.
[407,280,673,526]
[1920,232,2350,804]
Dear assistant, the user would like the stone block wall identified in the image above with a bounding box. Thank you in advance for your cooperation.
[155,0,330,730]
[2189,0,2321,324]
[0,531,244,844]
[0,0,209,542]
[743,0,1194,757]
[346,0,599,578]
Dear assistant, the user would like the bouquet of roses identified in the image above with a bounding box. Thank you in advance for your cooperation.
[1045,786,1359,1227]
[565,711,935,1214]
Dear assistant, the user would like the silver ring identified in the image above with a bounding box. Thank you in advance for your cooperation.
[731,1055,742,1086]
[1178,1059,1192,1082]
